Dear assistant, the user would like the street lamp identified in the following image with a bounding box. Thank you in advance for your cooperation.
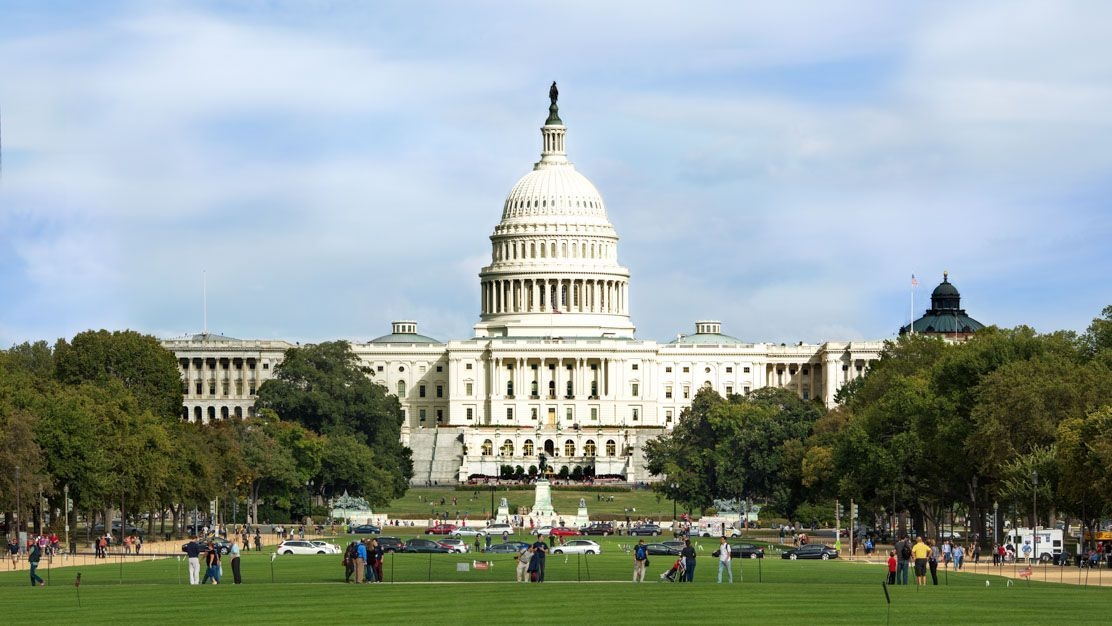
[14,465,20,538]
[993,500,999,546]
[1031,470,1039,562]
[670,482,678,526]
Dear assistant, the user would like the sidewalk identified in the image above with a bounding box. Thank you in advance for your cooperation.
[838,553,1112,587]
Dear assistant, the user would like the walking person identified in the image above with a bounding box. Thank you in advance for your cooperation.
[681,539,696,582]
[343,541,358,583]
[230,539,242,584]
[183,536,202,585]
[717,536,733,583]
[203,542,221,584]
[633,539,648,582]
[371,539,384,583]
[912,536,931,586]
[8,537,19,570]
[928,540,939,585]
[28,542,44,586]
[886,550,897,585]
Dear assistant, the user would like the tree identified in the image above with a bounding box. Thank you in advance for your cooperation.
[1056,406,1112,548]
[54,330,183,419]
[255,341,412,500]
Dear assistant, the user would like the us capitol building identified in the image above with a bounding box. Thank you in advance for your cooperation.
[162,89,901,484]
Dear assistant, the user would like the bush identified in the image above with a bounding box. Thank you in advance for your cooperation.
[557,466,570,479]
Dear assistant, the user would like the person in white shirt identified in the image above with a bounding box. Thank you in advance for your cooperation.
[717,536,733,583]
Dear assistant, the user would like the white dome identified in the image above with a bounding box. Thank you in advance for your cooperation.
[501,167,610,225]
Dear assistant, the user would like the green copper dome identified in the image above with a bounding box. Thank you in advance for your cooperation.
[900,272,985,336]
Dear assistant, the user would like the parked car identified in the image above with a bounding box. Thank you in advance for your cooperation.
[426,523,458,535]
[661,540,686,551]
[581,522,614,536]
[453,526,484,537]
[438,538,470,553]
[277,540,335,555]
[481,523,515,536]
[781,544,839,560]
[404,538,451,553]
[550,527,581,537]
[182,537,232,555]
[352,524,381,534]
[551,540,601,555]
[377,537,405,553]
[727,543,765,559]
[628,524,663,537]
[309,540,342,554]
[486,542,531,554]
[532,526,554,536]
[644,542,682,556]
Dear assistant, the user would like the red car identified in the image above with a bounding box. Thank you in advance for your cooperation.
[550,527,581,537]
[425,523,458,535]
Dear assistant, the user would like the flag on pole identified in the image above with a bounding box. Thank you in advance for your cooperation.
[911,274,919,287]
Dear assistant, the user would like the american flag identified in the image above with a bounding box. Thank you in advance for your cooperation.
[911,274,919,287]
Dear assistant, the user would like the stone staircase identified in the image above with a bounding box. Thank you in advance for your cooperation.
[408,427,464,485]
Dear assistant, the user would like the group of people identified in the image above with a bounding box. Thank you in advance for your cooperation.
[653,538,703,583]
[8,534,52,586]
[515,540,549,582]
[343,538,385,583]
[182,536,242,585]
[888,535,973,586]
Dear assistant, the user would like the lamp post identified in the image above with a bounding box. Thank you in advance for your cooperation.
[1031,470,1039,562]
[14,465,20,538]
[670,482,678,527]
[64,484,71,555]
[993,500,999,547]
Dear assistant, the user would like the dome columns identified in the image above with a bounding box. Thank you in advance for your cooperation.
[481,276,629,316]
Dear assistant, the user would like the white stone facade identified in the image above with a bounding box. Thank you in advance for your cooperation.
[164,97,883,484]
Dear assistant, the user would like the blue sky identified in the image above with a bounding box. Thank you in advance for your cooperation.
[2,0,1110,347]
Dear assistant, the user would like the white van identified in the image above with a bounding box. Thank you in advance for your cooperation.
[1004,527,1063,562]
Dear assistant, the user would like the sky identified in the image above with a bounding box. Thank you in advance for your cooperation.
[2,0,1110,348]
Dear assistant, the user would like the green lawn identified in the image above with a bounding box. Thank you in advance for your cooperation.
[2,535,1111,624]
[381,486,675,520]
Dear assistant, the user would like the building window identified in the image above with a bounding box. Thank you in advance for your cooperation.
[566,407,573,421]
[419,409,427,422]
[248,384,256,395]
[632,408,639,421]
[531,407,538,420]
[744,386,751,394]
[584,440,596,456]
[502,439,514,457]
[399,366,405,372]
[632,363,639,370]
[195,382,202,395]
[397,381,406,397]
[466,408,473,420]
[466,382,473,395]
[744,367,750,373]
[466,363,473,370]
[419,365,427,373]
[726,366,733,373]
[564,439,575,457]
[377,365,384,372]
[590,381,598,398]
[436,409,444,422]
[208,383,216,396]
[682,366,690,373]
[665,366,672,373]
[531,380,539,397]
[683,386,690,399]
[606,439,616,456]
[481,439,493,456]
[506,407,514,420]
[436,365,443,372]
[666,410,673,423]
[419,385,426,398]
[566,380,573,398]
[631,383,639,397]
[665,386,672,399]
[523,439,534,456]
[436,385,443,398]
[726,386,733,395]
[803,391,810,400]
[263,363,269,370]
[590,407,598,420]
[506,380,514,397]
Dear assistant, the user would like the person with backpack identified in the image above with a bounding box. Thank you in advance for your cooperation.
[895,536,912,585]
[28,540,45,586]
[633,539,648,582]
[343,541,358,583]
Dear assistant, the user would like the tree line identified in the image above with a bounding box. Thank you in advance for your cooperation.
[647,306,1112,545]
[0,331,411,539]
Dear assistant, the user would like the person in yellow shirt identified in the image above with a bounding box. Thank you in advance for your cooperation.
[911,536,932,586]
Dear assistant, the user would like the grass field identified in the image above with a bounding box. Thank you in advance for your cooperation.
[380,486,675,520]
[2,534,1110,625]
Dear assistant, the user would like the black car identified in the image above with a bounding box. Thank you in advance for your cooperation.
[377,536,405,553]
[644,542,682,556]
[781,544,838,560]
[181,537,232,556]
[404,538,451,553]
[487,542,531,554]
[581,522,614,536]
[628,524,663,537]
[352,524,381,534]
[728,543,765,559]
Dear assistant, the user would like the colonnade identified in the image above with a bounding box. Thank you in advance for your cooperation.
[492,238,614,261]
[481,277,628,316]
[489,356,612,404]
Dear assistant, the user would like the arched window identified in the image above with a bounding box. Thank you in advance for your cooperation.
[502,439,514,457]
[481,439,493,456]
[207,406,216,421]
[544,439,555,455]
[397,380,406,397]
[564,439,575,457]
[233,406,242,418]
[220,406,229,419]
[193,406,202,422]
[523,439,534,456]
[584,440,596,456]
[566,380,573,398]
[605,439,616,456]
[548,380,556,398]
